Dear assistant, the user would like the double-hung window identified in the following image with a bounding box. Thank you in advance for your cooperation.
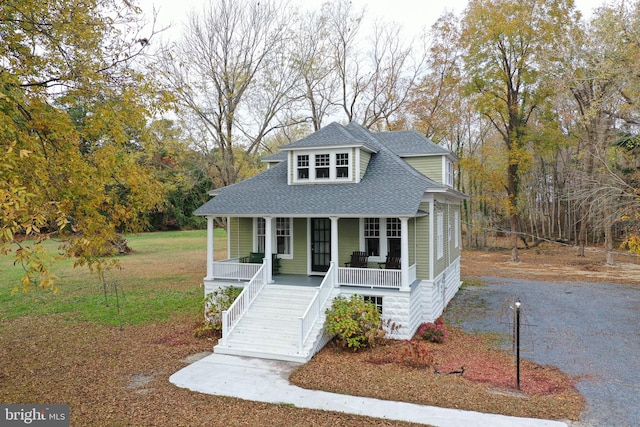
[255,218,292,257]
[276,217,291,255]
[446,160,454,187]
[387,218,401,257]
[437,212,444,259]
[256,217,266,253]
[364,218,380,256]
[336,152,349,178]
[297,155,309,180]
[315,154,330,179]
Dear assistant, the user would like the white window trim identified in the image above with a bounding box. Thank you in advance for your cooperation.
[442,158,454,187]
[359,217,401,262]
[254,217,294,259]
[291,149,352,183]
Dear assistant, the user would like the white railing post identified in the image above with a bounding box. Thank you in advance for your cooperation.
[221,311,228,346]
[298,317,304,354]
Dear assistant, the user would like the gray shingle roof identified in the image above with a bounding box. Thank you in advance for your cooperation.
[374,130,453,157]
[280,122,377,152]
[195,122,457,217]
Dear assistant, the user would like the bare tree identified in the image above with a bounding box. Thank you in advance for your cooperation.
[323,0,366,124]
[361,21,425,129]
[157,0,296,187]
[291,9,340,131]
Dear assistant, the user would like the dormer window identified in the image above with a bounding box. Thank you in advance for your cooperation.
[336,153,349,178]
[291,149,354,183]
[315,154,330,179]
[297,155,309,179]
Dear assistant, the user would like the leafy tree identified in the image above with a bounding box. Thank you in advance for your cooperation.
[1,0,165,291]
[460,0,580,261]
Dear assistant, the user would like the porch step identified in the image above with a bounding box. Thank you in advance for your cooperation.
[214,284,331,363]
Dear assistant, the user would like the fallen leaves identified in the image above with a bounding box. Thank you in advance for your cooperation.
[291,328,584,421]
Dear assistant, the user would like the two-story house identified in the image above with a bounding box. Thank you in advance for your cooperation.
[194,122,466,362]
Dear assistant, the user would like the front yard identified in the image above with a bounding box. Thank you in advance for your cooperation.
[3,231,634,425]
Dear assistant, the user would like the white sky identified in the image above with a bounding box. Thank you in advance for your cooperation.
[139,0,607,43]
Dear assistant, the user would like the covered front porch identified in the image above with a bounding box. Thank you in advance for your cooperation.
[203,215,420,292]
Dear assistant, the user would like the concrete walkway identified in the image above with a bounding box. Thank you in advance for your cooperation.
[170,352,568,427]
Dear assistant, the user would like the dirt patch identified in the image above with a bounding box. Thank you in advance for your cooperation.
[462,243,640,286]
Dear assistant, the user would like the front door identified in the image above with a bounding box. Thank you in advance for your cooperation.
[311,218,331,273]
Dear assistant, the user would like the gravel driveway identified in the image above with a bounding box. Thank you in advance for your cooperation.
[443,277,640,427]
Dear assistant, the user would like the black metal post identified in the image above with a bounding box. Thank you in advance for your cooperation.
[515,300,521,390]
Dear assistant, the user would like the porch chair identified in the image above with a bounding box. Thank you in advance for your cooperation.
[345,251,368,268]
[378,253,401,270]
[239,252,280,275]
[240,252,265,263]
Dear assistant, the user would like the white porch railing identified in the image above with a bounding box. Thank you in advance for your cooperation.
[213,258,262,281]
[408,264,417,284]
[337,265,416,288]
[299,262,336,354]
[221,260,267,345]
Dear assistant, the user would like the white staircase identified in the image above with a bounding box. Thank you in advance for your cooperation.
[214,285,331,363]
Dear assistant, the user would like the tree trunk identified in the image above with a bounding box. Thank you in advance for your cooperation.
[605,217,614,266]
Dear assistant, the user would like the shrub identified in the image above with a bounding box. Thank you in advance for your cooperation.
[417,317,448,343]
[396,340,434,369]
[194,286,242,338]
[325,295,386,351]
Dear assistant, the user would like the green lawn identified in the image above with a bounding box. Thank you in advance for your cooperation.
[0,229,226,327]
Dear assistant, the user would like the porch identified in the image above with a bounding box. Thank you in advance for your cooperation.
[203,215,419,292]
[207,258,417,290]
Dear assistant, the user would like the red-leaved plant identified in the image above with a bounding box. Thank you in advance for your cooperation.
[418,317,448,343]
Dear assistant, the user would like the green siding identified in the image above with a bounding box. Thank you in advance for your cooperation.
[359,151,371,180]
[228,217,254,260]
[338,218,360,266]
[415,204,431,279]
[405,157,443,183]
[280,218,308,274]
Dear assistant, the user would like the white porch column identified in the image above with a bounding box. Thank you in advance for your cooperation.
[400,217,410,292]
[264,216,274,283]
[330,217,340,287]
[206,216,215,280]
[330,217,339,264]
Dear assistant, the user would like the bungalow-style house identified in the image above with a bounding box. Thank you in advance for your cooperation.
[194,122,466,362]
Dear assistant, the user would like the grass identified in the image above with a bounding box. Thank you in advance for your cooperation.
[0,229,226,326]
